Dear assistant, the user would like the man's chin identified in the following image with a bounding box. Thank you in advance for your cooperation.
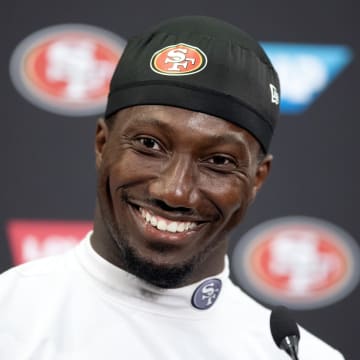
[122,245,195,289]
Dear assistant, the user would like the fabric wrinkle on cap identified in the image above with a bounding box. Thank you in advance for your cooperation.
[105,16,280,152]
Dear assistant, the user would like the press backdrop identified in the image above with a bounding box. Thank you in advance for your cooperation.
[1,0,359,359]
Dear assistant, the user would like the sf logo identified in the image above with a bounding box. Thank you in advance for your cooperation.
[201,282,220,306]
[164,48,195,71]
[151,43,207,75]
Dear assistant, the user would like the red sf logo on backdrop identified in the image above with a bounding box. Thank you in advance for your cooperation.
[6,220,92,265]
[231,216,360,309]
[10,24,126,116]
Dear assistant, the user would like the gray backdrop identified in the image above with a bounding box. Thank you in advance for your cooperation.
[1,0,358,359]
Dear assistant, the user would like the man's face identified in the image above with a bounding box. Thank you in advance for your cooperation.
[95,105,271,287]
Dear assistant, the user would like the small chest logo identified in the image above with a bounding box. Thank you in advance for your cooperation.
[150,43,207,76]
[191,278,222,310]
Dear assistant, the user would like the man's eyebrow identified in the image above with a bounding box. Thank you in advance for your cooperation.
[208,133,249,146]
[126,116,250,148]
[197,132,252,155]
[124,116,178,134]
[128,117,171,129]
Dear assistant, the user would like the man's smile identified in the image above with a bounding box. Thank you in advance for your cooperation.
[140,207,198,233]
[126,200,209,245]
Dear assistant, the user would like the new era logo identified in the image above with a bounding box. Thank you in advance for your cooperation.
[269,83,280,105]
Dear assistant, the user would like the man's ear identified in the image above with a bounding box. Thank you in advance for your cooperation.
[250,154,273,201]
[95,118,110,170]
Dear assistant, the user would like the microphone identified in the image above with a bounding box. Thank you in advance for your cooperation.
[270,305,300,360]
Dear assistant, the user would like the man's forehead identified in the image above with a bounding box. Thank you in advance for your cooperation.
[114,105,261,150]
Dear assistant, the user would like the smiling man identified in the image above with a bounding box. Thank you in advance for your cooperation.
[92,104,269,289]
[0,16,344,359]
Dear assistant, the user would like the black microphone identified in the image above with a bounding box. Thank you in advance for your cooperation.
[270,305,301,360]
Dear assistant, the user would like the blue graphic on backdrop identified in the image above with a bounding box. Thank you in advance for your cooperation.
[261,43,353,114]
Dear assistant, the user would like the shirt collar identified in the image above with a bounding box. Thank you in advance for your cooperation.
[75,232,229,317]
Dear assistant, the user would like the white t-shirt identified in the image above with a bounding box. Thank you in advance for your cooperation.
[0,233,344,359]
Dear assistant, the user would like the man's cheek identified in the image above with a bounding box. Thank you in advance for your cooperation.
[222,188,253,230]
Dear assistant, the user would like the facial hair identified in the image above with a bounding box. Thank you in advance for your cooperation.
[121,243,195,288]
[98,179,225,288]
[97,185,196,288]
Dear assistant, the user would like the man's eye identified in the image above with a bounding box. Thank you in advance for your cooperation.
[138,137,161,150]
[208,155,234,166]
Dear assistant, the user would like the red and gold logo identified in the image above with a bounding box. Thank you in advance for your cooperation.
[150,43,207,76]
[232,217,360,309]
[10,24,125,116]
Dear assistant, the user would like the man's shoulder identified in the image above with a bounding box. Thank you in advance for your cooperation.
[299,327,344,359]
[222,280,344,359]
[1,250,70,279]
[0,250,76,301]
[3,254,63,276]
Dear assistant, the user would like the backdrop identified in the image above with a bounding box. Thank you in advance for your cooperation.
[1,1,358,359]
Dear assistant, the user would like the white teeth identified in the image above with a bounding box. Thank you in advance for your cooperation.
[177,222,185,232]
[150,216,157,226]
[167,222,178,233]
[140,208,197,233]
[156,219,167,231]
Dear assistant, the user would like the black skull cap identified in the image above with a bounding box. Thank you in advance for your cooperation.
[105,16,281,152]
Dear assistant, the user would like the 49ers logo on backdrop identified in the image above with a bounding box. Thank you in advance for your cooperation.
[10,24,126,116]
[231,217,360,309]
[150,43,207,76]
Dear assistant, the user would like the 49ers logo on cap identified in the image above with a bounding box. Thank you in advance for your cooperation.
[150,43,207,76]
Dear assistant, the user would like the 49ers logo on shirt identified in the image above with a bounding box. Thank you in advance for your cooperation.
[150,43,207,76]
[9,24,126,116]
[231,217,360,309]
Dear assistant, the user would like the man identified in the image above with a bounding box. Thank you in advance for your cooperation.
[0,16,344,359]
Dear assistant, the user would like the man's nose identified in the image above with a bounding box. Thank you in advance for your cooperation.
[148,155,200,210]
